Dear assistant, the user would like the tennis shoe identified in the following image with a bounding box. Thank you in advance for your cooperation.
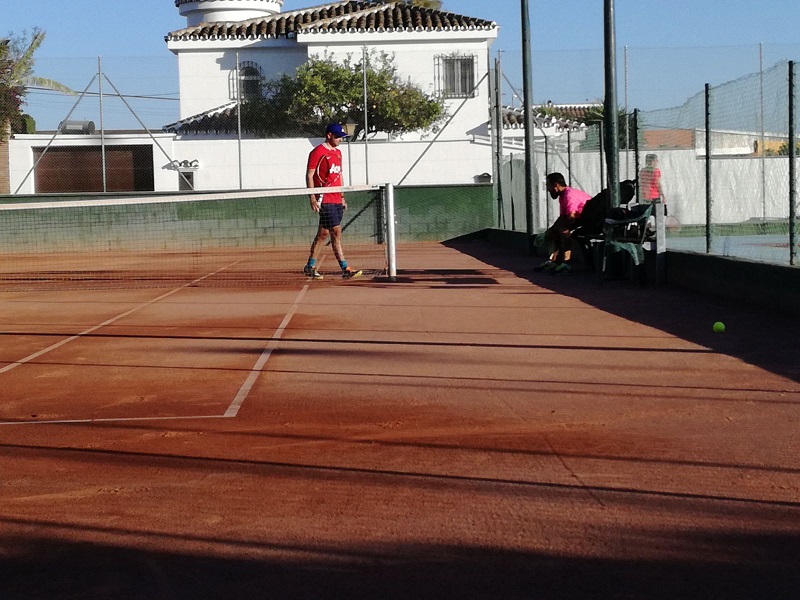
[551,263,572,276]
[342,268,363,279]
[303,265,323,279]
[533,260,556,272]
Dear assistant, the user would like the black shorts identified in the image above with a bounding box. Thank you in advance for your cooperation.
[319,203,344,229]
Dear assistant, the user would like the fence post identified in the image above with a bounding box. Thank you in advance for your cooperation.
[521,0,536,253]
[567,129,573,186]
[790,61,797,266]
[493,56,505,228]
[599,122,606,197]
[633,109,640,202]
[544,136,550,226]
[705,83,712,254]
[510,153,517,231]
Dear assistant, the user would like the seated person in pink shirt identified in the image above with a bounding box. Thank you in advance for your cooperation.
[534,172,592,275]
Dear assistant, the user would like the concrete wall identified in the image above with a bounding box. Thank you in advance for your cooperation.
[394,184,494,242]
[175,42,307,119]
[9,134,493,193]
[0,188,383,252]
[480,227,800,317]
[666,251,800,317]
[0,140,8,195]
[0,120,9,194]
[0,185,494,256]
[502,146,796,229]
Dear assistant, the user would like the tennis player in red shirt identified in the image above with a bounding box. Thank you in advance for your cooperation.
[303,123,362,280]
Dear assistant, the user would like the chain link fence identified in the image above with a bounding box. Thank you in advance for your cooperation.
[7,44,800,266]
[7,50,494,195]
[494,44,800,267]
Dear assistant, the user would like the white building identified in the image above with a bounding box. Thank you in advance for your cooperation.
[8,0,500,194]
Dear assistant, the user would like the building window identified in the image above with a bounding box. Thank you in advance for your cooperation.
[238,61,264,100]
[435,54,478,99]
[179,171,194,191]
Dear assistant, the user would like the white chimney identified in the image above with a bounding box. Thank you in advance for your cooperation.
[177,0,283,27]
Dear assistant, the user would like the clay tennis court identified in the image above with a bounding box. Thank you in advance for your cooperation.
[1,240,798,599]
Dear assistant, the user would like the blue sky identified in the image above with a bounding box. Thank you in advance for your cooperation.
[3,0,800,128]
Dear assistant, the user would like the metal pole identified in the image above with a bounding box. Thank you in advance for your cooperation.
[236,51,243,190]
[494,55,505,227]
[567,128,572,186]
[603,0,620,210]
[385,183,397,280]
[346,138,352,185]
[633,109,640,202]
[362,46,370,185]
[789,61,797,266]
[624,44,629,179]
[544,136,550,226]
[760,43,766,220]
[521,0,536,252]
[98,57,107,192]
[599,122,605,191]
[510,152,516,231]
[705,83,712,254]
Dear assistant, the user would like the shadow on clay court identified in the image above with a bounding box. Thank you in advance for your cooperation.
[442,240,800,384]
[2,521,799,599]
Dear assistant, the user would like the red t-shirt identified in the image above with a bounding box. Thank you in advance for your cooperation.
[307,143,344,204]
[559,186,591,217]
[640,167,662,200]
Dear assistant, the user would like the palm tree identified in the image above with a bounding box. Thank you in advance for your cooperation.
[1,28,74,138]
[1,28,74,193]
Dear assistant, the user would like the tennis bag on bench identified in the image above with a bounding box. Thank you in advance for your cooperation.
[573,179,637,236]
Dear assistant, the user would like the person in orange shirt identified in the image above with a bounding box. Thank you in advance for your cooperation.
[639,153,666,213]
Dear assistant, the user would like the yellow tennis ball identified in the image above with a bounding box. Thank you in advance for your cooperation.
[713,321,726,333]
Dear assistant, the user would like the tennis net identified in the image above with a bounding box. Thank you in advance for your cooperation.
[0,185,389,290]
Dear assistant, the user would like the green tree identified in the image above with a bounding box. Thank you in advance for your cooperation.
[0,28,74,138]
[578,105,640,151]
[241,51,446,139]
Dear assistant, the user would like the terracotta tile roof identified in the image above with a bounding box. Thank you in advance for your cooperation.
[502,104,600,130]
[162,102,239,134]
[166,0,497,41]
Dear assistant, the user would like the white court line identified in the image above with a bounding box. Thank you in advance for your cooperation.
[0,414,226,426]
[0,262,310,426]
[224,283,310,418]
[0,262,239,376]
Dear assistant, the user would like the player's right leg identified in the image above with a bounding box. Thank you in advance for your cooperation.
[303,226,326,279]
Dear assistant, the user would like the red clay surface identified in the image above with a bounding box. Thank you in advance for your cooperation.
[0,241,798,599]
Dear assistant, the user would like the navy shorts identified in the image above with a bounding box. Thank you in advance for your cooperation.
[319,203,344,229]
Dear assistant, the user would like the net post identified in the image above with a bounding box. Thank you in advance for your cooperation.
[384,184,397,281]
